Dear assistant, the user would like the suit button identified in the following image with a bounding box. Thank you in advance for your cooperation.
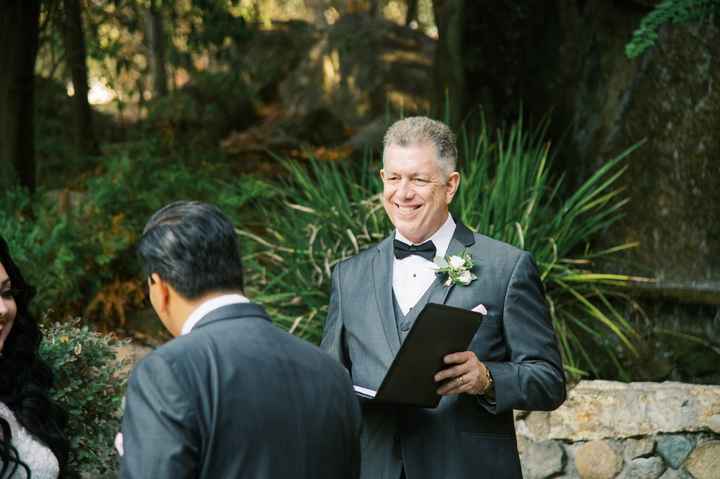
[400,323,410,332]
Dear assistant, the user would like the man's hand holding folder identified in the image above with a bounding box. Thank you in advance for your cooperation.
[352,303,485,408]
[434,351,493,396]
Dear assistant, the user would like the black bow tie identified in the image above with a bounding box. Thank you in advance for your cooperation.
[393,239,437,261]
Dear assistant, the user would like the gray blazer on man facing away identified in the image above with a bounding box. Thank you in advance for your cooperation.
[121,302,362,479]
[322,223,566,479]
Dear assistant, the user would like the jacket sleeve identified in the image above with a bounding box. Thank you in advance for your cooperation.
[320,262,351,371]
[120,353,199,479]
[479,252,566,414]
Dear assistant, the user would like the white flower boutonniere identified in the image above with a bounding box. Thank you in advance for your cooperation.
[434,250,477,287]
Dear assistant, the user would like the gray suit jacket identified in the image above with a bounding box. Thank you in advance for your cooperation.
[121,303,361,479]
[321,223,566,479]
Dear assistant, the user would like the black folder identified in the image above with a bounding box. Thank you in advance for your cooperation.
[353,302,483,408]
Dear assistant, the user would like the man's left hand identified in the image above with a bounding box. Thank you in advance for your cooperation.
[434,351,489,396]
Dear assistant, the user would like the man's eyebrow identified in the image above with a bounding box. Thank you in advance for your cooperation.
[0,278,9,287]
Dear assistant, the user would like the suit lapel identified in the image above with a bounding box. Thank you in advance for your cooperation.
[434,222,476,305]
[372,236,402,355]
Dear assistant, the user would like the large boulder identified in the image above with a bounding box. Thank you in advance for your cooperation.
[456,1,720,284]
[534,2,720,284]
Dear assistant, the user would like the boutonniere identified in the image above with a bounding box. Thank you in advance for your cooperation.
[434,250,477,287]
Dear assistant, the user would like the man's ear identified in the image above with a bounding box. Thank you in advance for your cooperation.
[445,171,461,204]
[149,273,170,313]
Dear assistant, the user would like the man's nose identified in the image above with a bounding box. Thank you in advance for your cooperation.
[0,298,8,318]
[397,179,414,199]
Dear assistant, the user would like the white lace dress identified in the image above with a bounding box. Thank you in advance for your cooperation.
[0,401,59,479]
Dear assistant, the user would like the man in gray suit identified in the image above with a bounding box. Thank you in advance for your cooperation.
[321,117,566,478]
[121,201,361,478]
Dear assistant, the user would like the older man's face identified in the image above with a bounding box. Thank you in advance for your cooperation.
[381,143,460,244]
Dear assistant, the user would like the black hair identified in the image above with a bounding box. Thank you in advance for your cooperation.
[0,236,69,476]
[137,201,244,299]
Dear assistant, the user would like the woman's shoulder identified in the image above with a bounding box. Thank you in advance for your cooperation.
[0,400,60,479]
[0,400,15,422]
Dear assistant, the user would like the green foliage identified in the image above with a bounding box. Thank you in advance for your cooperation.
[245,121,644,380]
[0,189,81,312]
[40,320,127,477]
[147,71,258,146]
[626,0,720,58]
[243,153,387,340]
[455,119,644,379]
[1,140,275,323]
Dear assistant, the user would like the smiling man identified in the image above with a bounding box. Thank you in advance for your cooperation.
[321,116,567,479]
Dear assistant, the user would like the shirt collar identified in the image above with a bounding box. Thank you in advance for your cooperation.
[181,293,250,335]
[394,213,456,260]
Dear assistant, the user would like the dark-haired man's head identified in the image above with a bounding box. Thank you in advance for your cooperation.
[138,201,244,336]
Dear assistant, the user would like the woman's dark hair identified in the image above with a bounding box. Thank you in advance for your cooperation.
[0,236,69,475]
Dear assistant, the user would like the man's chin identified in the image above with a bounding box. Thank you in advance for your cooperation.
[395,225,430,244]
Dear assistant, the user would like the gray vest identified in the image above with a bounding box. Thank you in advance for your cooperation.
[389,278,448,478]
[392,278,447,343]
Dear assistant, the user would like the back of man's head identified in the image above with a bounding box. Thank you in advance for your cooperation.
[138,201,244,299]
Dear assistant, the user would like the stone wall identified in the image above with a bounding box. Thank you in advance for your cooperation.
[516,381,720,479]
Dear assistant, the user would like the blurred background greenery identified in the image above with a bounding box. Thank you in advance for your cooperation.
[1,1,719,473]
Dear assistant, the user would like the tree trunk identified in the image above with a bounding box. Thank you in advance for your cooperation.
[405,0,418,26]
[62,0,100,155]
[0,0,41,191]
[144,0,168,98]
[369,0,381,17]
[437,1,551,131]
[432,0,465,128]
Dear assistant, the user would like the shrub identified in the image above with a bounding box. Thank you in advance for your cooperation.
[1,139,275,324]
[244,119,645,380]
[147,71,259,147]
[0,188,81,313]
[40,320,127,477]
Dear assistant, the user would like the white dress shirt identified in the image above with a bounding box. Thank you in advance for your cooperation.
[181,293,250,335]
[393,214,456,315]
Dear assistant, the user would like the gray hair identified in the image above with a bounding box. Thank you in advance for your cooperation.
[382,116,458,176]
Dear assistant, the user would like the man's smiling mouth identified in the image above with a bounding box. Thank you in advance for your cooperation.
[395,203,422,216]
[395,204,422,213]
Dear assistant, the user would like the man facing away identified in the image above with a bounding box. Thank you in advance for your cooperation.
[321,117,566,479]
[121,201,361,479]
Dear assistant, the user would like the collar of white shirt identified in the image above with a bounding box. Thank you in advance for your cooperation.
[181,293,250,335]
[392,214,457,314]
[394,213,456,259]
